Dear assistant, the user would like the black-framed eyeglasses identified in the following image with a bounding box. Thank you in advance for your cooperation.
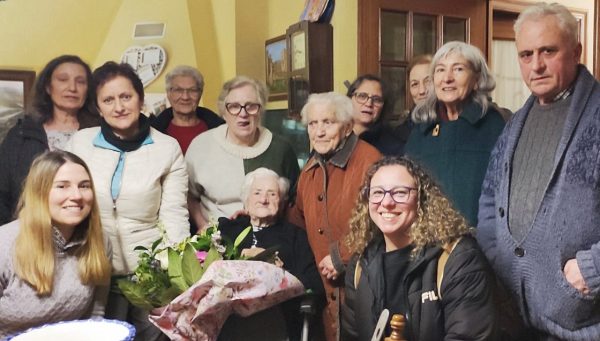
[353,92,384,106]
[225,102,261,116]
[368,186,417,204]
[169,87,201,97]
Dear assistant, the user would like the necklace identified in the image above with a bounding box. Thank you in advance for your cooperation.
[251,225,263,247]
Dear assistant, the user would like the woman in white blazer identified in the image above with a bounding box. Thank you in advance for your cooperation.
[68,61,189,341]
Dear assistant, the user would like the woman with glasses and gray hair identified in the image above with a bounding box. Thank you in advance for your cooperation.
[151,65,224,155]
[404,41,505,226]
[186,76,299,230]
[341,156,496,341]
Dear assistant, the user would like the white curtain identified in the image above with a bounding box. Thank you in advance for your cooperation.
[491,40,531,113]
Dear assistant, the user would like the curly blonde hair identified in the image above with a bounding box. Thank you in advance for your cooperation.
[345,157,473,256]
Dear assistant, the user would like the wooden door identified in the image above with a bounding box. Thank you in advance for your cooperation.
[358,0,488,124]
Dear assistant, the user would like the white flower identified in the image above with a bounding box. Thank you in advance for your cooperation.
[155,249,169,270]
[216,244,226,254]
[211,230,222,244]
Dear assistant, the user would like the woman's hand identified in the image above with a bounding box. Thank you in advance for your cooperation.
[319,254,338,280]
[241,247,265,258]
[229,209,249,220]
[188,194,208,232]
[242,247,284,268]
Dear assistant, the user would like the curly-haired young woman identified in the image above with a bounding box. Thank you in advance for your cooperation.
[341,156,497,341]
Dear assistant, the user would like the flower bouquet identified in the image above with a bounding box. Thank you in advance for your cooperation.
[117,223,305,341]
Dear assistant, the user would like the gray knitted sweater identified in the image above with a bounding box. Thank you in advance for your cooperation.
[0,220,110,338]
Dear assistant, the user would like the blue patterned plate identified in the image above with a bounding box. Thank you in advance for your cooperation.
[7,319,135,341]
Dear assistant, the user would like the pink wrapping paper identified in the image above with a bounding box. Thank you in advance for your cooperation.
[148,260,305,341]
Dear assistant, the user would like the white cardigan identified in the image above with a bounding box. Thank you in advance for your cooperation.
[68,127,190,275]
[185,125,273,221]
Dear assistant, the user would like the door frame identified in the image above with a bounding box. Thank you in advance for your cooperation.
[489,0,595,76]
[357,0,488,75]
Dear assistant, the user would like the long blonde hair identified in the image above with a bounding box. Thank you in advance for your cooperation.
[14,151,111,295]
[345,157,473,256]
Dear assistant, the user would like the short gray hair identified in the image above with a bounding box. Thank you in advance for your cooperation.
[412,41,496,124]
[217,76,268,116]
[240,167,290,205]
[300,92,354,125]
[165,65,205,96]
[514,2,578,48]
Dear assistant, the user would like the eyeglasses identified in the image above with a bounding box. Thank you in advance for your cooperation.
[169,87,201,97]
[368,186,416,204]
[225,102,262,116]
[353,92,384,106]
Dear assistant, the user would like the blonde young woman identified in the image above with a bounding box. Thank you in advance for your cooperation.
[341,157,496,340]
[0,151,111,338]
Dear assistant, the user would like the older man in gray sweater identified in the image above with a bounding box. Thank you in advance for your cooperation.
[477,3,600,340]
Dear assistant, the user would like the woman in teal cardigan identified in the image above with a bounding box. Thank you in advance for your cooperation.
[404,41,505,226]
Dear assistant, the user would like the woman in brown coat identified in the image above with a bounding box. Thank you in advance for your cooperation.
[288,92,381,341]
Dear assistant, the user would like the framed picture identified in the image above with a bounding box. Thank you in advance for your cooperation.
[0,70,36,143]
[265,35,288,101]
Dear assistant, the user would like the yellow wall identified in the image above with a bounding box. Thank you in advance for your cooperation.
[332,1,358,93]
[236,1,269,82]
[93,0,198,94]
[0,0,121,71]
[188,0,235,110]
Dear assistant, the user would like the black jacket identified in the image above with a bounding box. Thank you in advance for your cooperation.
[0,116,48,225]
[342,236,497,341]
[0,112,100,225]
[150,106,224,133]
[358,120,412,157]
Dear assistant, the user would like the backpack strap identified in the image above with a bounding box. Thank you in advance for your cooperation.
[354,256,362,288]
[436,238,461,300]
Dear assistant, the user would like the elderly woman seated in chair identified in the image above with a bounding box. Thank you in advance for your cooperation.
[218,167,325,341]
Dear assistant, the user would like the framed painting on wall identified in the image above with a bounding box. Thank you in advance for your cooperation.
[0,70,36,143]
[265,35,288,101]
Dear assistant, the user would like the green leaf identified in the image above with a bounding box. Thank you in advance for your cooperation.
[134,245,148,251]
[156,285,181,307]
[233,226,252,249]
[203,247,222,271]
[182,243,203,286]
[117,279,154,310]
[205,225,216,235]
[151,238,163,253]
[192,238,211,251]
[167,248,188,292]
